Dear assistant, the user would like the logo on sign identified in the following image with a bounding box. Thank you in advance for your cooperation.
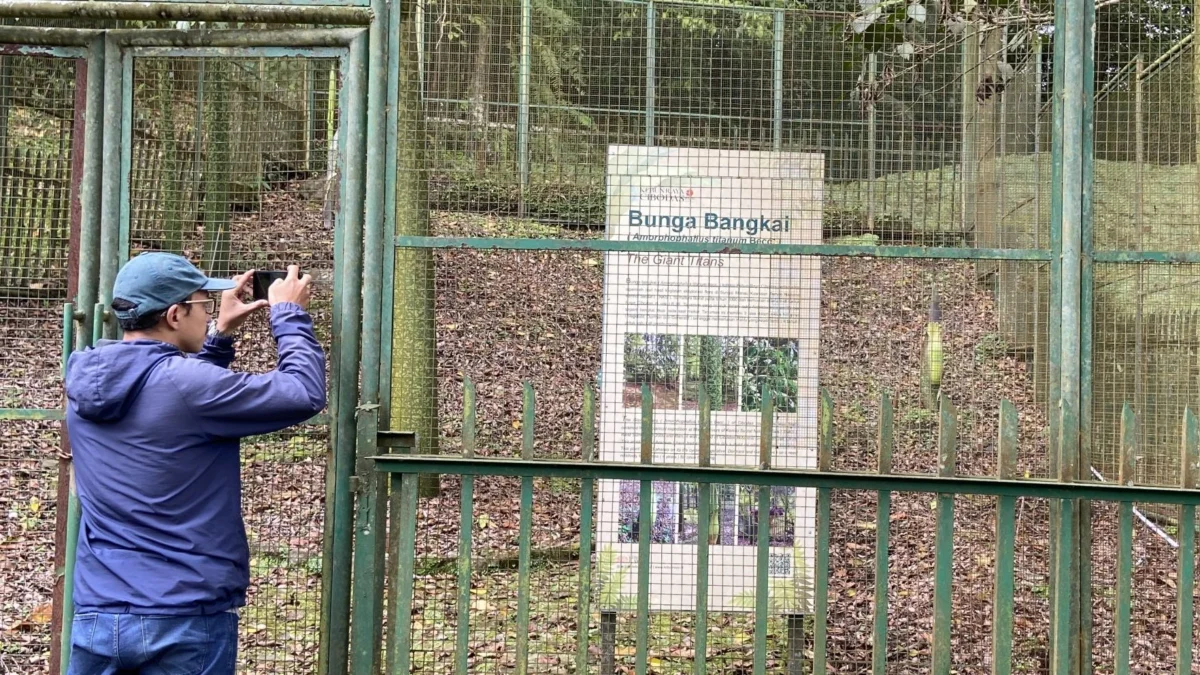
[640,186,695,203]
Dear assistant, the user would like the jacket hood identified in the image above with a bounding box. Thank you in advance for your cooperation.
[66,340,181,423]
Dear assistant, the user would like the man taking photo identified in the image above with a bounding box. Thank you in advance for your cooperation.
[64,253,327,674]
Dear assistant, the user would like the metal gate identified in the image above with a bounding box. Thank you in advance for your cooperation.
[0,0,1197,672]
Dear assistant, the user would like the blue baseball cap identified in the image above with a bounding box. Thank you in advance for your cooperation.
[111,252,236,322]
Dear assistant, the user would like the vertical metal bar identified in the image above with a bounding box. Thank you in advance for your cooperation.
[645,1,656,146]
[349,5,393,668]
[379,0,402,427]
[772,10,784,152]
[1114,404,1135,675]
[516,383,535,675]
[456,378,476,675]
[993,400,1019,675]
[695,387,711,675]
[59,39,105,674]
[866,52,877,231]
[349,455,384,675]
[932,396,957,675]
[814,389,833,673]
[578,384,596,673]
[1055,0,1086,665]
[77,37,103,351]
[55,302,75,675]
[1078,1,1097,669]
[1176,408,1197,674]
[1046,7,1065,652]
[387,473,419,675]
[59,468,81,675]
[331,36,369,675]
[1051,499,1076,675]
[753,387,774,675]
[872,392,893,675]
[516,0,532,199]
[99,37,121,319]
[636,384,653,675]
[117,50,131,269]
[91,303,104,350]
[361,0,388,440]
[320,128,345,675]
[1058,0,1084,484]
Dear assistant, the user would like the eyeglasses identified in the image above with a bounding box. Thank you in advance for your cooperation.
[180,298,216,315]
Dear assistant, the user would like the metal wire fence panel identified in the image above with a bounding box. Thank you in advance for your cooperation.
[0,50,78,673]
[120,53,341,674]
[0,420,64,671]
[385,0,1062,668]
[1090,262,1200,490]
[380,460,1078,674]
[386,240,1051,671]
[1092,5,1195,253]
[0,52,78,411]
[395,241,1050,469]
[413,0,1052,246]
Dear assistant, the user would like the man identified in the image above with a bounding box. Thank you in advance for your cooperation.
[64,253,327,674]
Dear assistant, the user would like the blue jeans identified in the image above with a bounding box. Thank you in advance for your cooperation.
[66,611,238,675]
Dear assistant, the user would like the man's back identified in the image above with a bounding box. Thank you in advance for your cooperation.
[66,302,326,616]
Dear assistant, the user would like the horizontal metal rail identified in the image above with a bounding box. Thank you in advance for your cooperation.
[395,235,1054,261]
[0,408,66,422]
[0,27,104,47]
[372,454,1200,505]
[1094,250,1200,264]
[0,1,372,24]
[107,28,367,48]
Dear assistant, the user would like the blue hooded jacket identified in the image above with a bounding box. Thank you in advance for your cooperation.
[64,302,326,615]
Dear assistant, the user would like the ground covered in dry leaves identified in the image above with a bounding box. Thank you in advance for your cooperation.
[0,194,1192,674]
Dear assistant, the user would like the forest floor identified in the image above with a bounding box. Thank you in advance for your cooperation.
[0,186,1191,674]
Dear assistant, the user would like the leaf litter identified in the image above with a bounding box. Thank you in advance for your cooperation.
[0,202,1189,673]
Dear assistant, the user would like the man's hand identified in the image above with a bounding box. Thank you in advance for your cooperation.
[269,265,313,310]
[215,269,269,335]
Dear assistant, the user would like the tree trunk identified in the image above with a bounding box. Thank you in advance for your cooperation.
[699,336,723,407]
[468,14,493,176]
[393,0,441,497]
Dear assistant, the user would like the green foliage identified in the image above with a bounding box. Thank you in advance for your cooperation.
[729,542,811,614]
[624,334,680,383]
[741,338,799,413]
[974,333,1009,362]
[596,546,636,609]
[699,336,724,406]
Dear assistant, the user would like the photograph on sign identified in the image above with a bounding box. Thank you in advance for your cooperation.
[596,145,823,614]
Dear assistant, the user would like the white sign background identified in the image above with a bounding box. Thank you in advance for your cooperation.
[596,145,824,613]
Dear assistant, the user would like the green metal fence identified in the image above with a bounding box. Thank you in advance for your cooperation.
[349,386,1200,674]
[0,0,1198,671]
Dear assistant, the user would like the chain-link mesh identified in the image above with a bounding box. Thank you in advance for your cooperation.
[0,50,78,671]
[122,54,339,674]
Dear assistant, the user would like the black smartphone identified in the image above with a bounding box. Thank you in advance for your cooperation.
[252,270,289,301]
